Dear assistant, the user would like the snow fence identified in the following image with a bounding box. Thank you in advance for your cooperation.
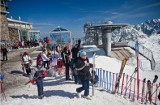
[95,68,159,104]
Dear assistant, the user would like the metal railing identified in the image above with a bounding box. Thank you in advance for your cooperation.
[112,41,156,70]
[128,41,156,70]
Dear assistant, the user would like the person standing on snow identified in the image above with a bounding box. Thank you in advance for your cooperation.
[61,44,71,80]
[75,51,93,99]
[36,53,43,67]
[71,44,80,84]
[31,63,47,99]
[22,52,32,75]
[1,45,8,61]
[42,50,49,68]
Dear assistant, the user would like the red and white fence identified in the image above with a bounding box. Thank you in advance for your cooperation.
[95,68,159,104]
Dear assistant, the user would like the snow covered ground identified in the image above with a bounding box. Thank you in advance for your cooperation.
[2,76,140,105]
[1,50,142,105]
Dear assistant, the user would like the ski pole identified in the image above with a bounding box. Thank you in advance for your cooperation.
[141,78,146,103]
[150,83,160,97]
[121,69,137,95]
[92,52,96,96]
[0,81,7,101]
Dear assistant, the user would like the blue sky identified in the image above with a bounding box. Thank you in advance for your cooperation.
[8,0,160,38]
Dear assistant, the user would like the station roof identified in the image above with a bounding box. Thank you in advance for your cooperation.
[52,27,68,32]
[50,26,70,34]
[89,24,129,29]
[7,18,31,25]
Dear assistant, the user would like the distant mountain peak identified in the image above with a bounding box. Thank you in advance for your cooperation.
[112,18,160,44]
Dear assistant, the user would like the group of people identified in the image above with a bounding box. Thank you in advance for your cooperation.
[21,39,97,99]
[13,40,40,49]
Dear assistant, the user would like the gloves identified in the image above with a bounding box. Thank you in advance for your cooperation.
[84,61,89,66]
[30,79,35,84]
[42,70,47,76]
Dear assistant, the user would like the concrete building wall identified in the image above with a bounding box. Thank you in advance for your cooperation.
[0,7,10,42]
[8,27,19,43]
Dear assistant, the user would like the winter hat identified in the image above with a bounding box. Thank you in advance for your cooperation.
[79,51,87,57]
[23,52,28,55]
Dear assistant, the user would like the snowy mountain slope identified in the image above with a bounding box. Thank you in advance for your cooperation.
[112,19,160,43]
[137,19,160,36]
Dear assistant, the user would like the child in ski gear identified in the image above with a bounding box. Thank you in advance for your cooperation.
[33,63,47,99]
[61,44,71,80]
[75,51,93,98]
[22,52,32,75]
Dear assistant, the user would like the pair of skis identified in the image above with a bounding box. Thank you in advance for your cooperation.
[143,75,159,104]
[113,59,127,94]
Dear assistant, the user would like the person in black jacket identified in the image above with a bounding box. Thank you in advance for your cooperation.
[78,39,81,49]
[75,51,93,98]
[71,44,79,59]
[1,46,8,61]
[71,44,80,83]
[61,44,71,80]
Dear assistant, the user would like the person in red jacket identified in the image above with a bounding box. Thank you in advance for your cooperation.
[45,37,50,43]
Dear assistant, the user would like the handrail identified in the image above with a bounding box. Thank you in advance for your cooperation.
[112,41,156,70]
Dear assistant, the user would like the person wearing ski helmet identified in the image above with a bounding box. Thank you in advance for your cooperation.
[75,51,93,99]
